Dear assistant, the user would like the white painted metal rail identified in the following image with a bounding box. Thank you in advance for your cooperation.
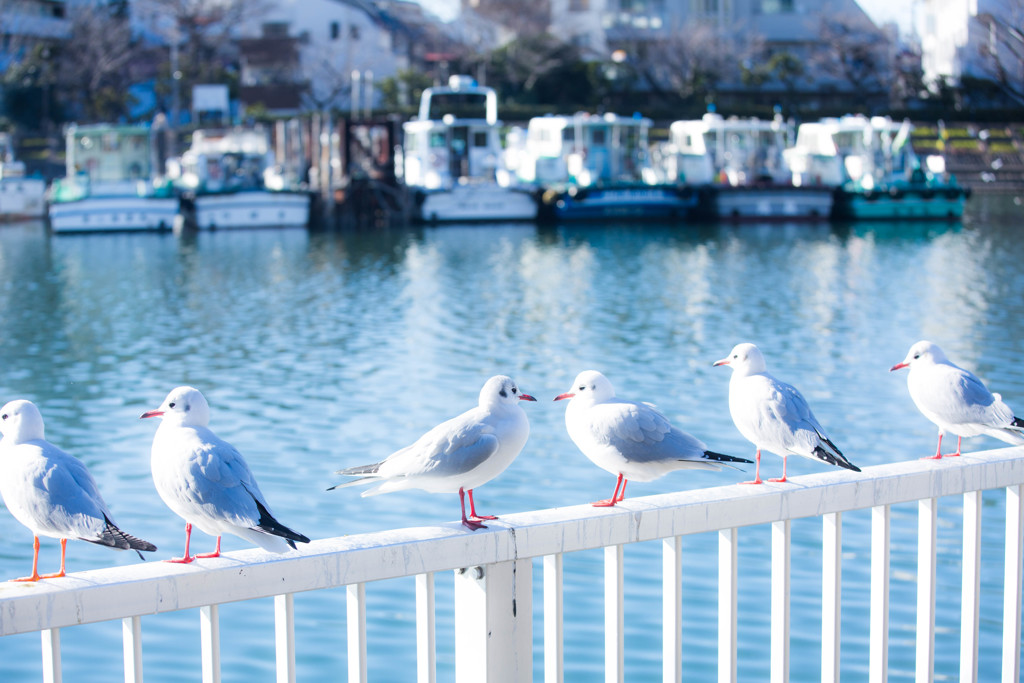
[1,447,1023,682]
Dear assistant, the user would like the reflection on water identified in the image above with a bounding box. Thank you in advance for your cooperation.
[0,197,1021,680]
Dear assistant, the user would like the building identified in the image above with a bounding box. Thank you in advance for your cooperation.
[917,0,1023,103]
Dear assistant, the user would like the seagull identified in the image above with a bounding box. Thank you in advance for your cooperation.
[0,399,156,581]
[553,370,751,506]
[890,340,1024,459]
[141,386,310,563]
[330,375,535,530]
[713,343,860,483]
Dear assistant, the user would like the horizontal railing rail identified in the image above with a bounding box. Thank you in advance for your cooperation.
[1,446,1022,682]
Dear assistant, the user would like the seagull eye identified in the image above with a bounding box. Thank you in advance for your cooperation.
[168,402,176,409]
[1,414,7,421]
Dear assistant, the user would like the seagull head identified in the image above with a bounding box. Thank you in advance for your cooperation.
[890,340,946,372]
[0,400,45,443]
[479,375,536,409]
[554,370,615,404]
[713,342,767,376]
[140,386,211,427]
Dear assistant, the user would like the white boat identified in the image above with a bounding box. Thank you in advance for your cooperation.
[402,75,537,223]
[784,115,970,220]
[665,113,834,221]
[0,133,47,221]
[516,112,701,221]
[48,124,178,233]
[172,127,311,230]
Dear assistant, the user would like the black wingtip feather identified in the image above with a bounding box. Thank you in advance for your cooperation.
[88,516,157,555]
[254,498,311,545]
[703,450,755,465]
[812,445,861,472]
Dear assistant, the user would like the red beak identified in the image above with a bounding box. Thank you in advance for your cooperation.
[139,410,164,419]
[553,392,575,401]
[520,393,537,402]
[889,362,909,372]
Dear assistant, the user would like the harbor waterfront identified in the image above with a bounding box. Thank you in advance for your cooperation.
[0,193,1022,679]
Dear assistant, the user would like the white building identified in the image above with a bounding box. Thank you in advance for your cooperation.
[917,0,1022,96]
[238,0,402,112]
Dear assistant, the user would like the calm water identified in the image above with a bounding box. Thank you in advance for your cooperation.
[0,194,1023,680]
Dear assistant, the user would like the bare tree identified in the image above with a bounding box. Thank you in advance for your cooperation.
[635,21,743,104]
[812,12,892,96]
[974,2,1024,104]
[134,0,273,116]
[53,2,139,121]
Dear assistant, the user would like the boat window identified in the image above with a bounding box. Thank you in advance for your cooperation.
[472,132,488,148]
[101,133,119,152]
[429,132,446,148]
[592,129,606,145]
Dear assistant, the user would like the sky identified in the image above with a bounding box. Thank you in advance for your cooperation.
[416,0,916,33]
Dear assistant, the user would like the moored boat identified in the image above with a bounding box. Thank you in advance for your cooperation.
[785,115,970,220]
[665,113,834,221]
[0,133,47,221]
[48,124,178,234]
[171,127,311,230]
[402,75,537,223]
[518,112,701,221]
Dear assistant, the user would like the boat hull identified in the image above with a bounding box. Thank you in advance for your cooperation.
[835,185,969,220]
[193,191,311,229]
[48,196,179,233]
[415,185,538,223]
[545,184,701,221]
[0,177,47,220]
[712,185,833,221]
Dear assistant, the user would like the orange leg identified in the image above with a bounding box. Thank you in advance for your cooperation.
[922,433,945,460]
[12,536,43,582]
[467,489,497,523]
[459,487,486,530]
[768,456,789,483]
[166,523,197,564]
[40,538,68,579]
[741,449,765,485]
[195,536,222,559]
[592,473,628,507]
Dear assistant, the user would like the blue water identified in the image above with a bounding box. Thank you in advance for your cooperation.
[0,194,1023,680]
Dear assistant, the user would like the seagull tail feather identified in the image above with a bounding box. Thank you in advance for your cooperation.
[703,450,754,465]
[89,516,158,557]
[253,498,310,547]
[812,443,861,472]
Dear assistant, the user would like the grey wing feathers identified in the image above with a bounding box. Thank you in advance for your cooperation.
[89,515,157,559]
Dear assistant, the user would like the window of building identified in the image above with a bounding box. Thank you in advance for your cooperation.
[330,22,340,40]
[350,25,360,40]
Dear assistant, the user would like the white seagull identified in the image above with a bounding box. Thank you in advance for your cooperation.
[330,375,535,530]
[0,399,156,581]
[713,343,860,483]
[890,340,1024,459]
[141,386,310,563]
[553,370,751,506]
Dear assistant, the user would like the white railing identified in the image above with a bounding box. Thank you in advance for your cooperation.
[1,447,1023,683]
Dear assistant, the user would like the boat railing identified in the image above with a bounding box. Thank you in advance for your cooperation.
[2,447,1022,683]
